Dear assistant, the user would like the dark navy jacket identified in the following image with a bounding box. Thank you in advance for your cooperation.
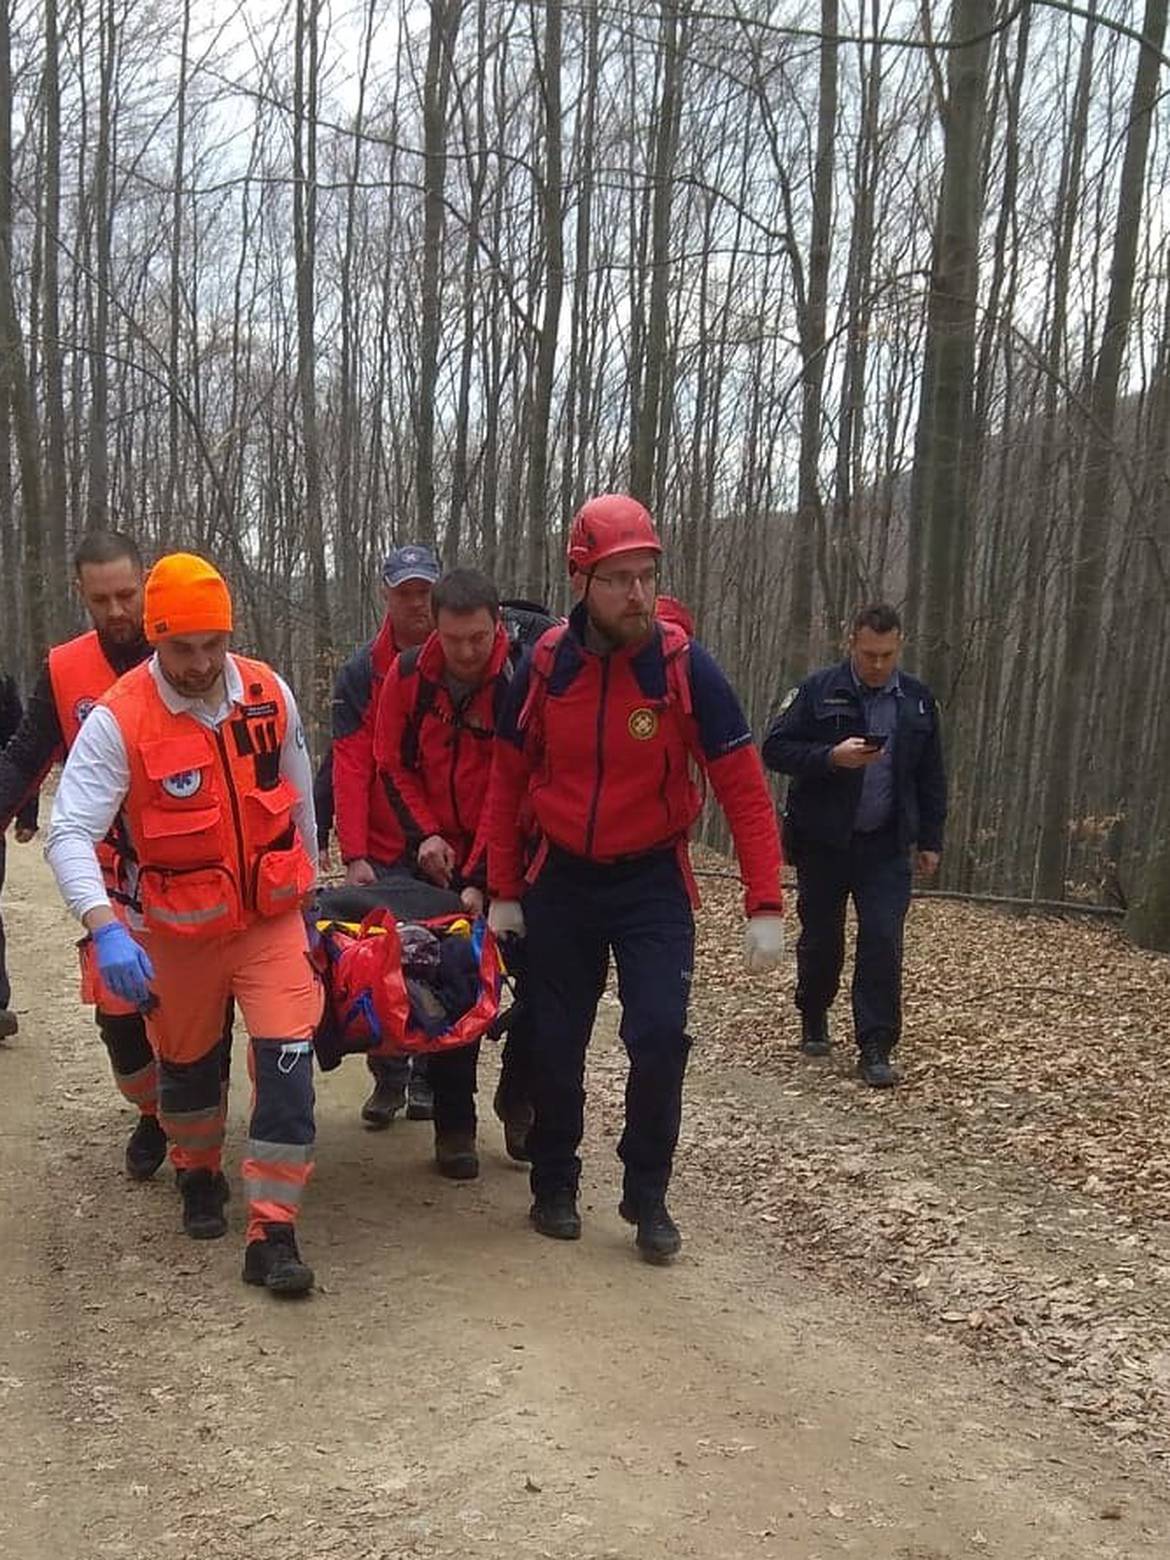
[762,660,947,853]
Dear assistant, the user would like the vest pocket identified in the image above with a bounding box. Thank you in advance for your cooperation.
[244,778,300,833]
[139,802,222,867]
[253,834,315,919]
[137,865,241,937]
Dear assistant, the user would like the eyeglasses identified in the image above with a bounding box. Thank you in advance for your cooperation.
[590,566,659,596]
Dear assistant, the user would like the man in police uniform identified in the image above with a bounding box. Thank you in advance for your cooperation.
[762,604,946,1087]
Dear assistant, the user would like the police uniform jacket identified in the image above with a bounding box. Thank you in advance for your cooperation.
[762,660,947,854]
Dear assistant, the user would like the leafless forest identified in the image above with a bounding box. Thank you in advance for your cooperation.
[1,0,1169,939]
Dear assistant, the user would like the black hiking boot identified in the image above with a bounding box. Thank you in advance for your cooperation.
[435,1130,480,1180]
[799,1012,831,1057]
[177,1168,230,1240]
[492,1081,533,1163]
[360,1077,406,1129]
[125,1113,168,1180]
[0,1009,18,1040]
[530,1190,581,1241]
[857,1039,900,1089]
[242,1222,315,1296]
[619,1198,683,1263]
[406,1070,434,1121]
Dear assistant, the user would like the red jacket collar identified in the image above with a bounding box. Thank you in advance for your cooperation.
[370,615,402,681]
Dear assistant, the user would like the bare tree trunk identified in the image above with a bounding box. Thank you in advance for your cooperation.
[416,0,463,548]
[41,0,67,630]
[164,0,190,528]
[1036,0,1167,899]
[785,0,837,684]
[523,0,563,600]
[0,0,45,676]
[630,0,686,503]
[907,0,993,703]
[338,0,378,606]
[293,0,332,686]
[831,0,882,636]
[0,0,18,665]
[86,0,116,529]
[445,0,492,562]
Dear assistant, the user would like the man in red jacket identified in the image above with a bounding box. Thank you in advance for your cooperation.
[486,495,786,1263]
[374,566,527,1179]
[331,544,439,1128]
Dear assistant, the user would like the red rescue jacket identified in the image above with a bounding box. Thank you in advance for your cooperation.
[487,610,784,916]
[331,617,409,867]
[103,657,315,937]
[373,624,512,875]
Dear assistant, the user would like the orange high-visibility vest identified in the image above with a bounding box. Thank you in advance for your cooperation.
[47,629,118,750]
[102,656,314,937]
[49,630,127,891]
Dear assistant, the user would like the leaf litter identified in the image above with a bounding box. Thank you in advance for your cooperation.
[679,848,1170,1462]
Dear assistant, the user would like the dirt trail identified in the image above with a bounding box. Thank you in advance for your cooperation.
[1,842,1168,1560]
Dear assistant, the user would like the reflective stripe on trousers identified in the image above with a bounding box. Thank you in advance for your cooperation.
[244,1039,315,1242]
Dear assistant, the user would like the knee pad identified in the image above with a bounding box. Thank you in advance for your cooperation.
[250,1039,316,1146]
[158,1044,225,1116]
[96,1011,153,1076]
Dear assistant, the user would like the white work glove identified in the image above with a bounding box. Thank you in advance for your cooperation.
[744,914,785,973]
[487,899,526,939]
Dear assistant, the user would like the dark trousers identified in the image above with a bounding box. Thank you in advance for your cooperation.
[429,1038,480,1134]
[496,995,534,1110]
[0,837,9,1011]
[368,1049,428,1089]
[790,828,913,1050]
[523,848,694,1205]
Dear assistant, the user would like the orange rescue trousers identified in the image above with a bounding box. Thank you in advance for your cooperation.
[143,911,323,1243]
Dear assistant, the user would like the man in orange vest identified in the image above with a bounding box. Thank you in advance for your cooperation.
[46,554,322,1296]
[0,531,168,1176]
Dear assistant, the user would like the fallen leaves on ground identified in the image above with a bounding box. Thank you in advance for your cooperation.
[680,847,1170,1461]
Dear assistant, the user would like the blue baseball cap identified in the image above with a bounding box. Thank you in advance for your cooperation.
[382,543,441,588]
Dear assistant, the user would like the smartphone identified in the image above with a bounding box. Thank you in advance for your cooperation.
[859,731,888,750]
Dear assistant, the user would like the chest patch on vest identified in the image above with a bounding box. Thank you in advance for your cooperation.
[628,707,659,742]
[241,700,279,720]
[161,769,204,800]
[74,697,97,725]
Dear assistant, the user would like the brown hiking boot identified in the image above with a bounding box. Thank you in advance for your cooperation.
[434,1130,479,1180]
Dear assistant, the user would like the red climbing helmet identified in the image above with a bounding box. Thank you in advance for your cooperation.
[566,494,662,574]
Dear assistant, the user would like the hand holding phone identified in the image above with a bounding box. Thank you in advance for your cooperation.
[859,731,888,750]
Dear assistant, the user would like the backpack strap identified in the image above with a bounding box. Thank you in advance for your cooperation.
[491,647,520,730]
[397,647,442,774]
[516,624,569,737]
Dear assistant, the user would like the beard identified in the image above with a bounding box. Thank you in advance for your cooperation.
[97,622,150,671]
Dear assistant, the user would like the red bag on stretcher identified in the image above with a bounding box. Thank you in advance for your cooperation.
[308,906,504,1069]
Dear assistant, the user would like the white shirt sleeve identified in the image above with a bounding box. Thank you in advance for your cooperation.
[44,706,131,921]
[276,675,318,875]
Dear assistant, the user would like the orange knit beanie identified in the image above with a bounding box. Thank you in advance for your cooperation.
[144,553,233,643]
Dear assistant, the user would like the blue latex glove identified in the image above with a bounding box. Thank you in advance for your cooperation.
[92,920,156,1010]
